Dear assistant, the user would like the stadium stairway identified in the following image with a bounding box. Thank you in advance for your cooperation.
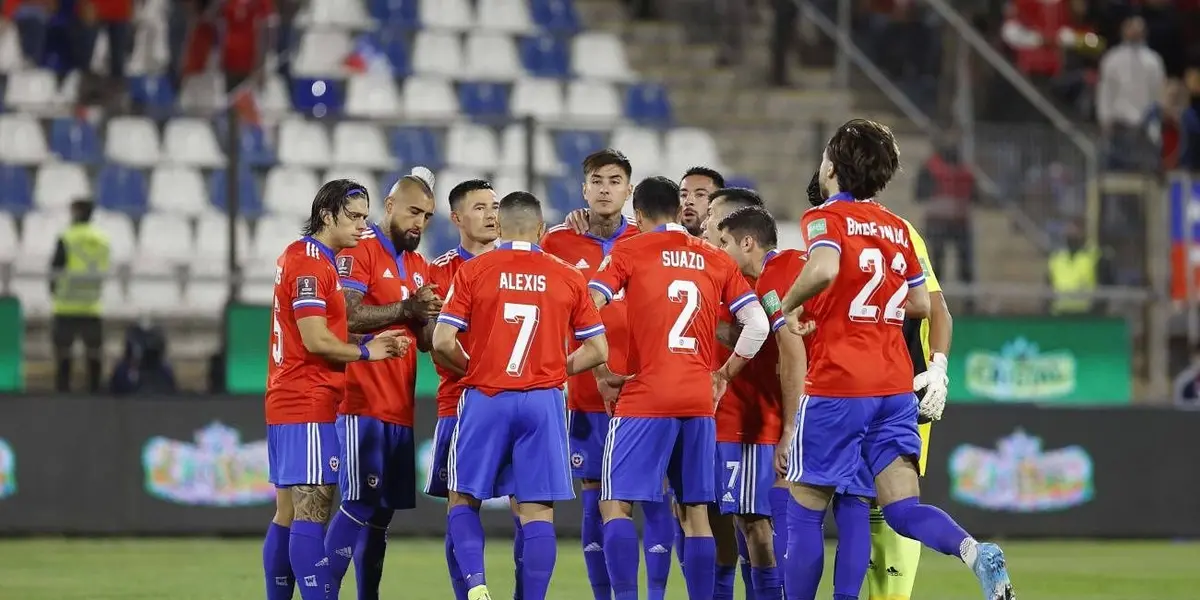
[578,0,1046,305]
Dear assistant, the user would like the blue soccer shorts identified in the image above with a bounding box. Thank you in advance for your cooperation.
[267,422,340,487]
[335,414,416,510]
[786,393,922,490]
[601,416,716,504]
[426,414,516,499]
[448,387,573,504]
[568,410,610,481]
[716,442,777,516]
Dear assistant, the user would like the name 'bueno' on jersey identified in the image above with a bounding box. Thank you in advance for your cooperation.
[845,217,911,248]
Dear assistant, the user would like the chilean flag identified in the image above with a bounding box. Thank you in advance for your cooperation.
[1169,176,1200,300]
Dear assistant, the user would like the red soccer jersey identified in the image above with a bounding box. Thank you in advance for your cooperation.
[541,218,640,413]
[800,195,926,397]
[336,223,431,427]
[438,241,605,396]
[265,237,349,425]
[428,244,486,418]
[589,224,757,418]
[713,270,784,445]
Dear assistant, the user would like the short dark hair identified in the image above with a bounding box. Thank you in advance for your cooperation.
[824,119,900,200]
[70,198,95,222]
[682,166,725,188]
[806,169,823,206]
[582,148,632,179]
[498,191,543,230]
[632,176,680,220]
[718,206,778,249]
[448,179,493,210]
[303,179,369,236]
[710,187,763,211]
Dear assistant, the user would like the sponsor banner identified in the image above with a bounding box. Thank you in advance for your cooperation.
[0,297,20,392]
[947,316,1132,405]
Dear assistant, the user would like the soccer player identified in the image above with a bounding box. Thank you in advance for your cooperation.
[779,119,1013,600]
[588,176,771,600]
[433,191,610,600]
[324,169,441,600]
[541,149,677,600]
[679,166,725,237]
[264,179,409,600]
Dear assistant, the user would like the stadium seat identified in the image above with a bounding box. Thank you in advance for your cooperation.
[434,168,486,214]
[96,165,150,216]
[510,78,564,121]
[421,213,458,254]
[625,82,672,126]
[0,165,33,214]
[105,116,161,167]
[126,20,170,77]
[530,0,580,33]
[519,36,569,78]
[16,210,70,273]
[128,75,177,116]
[253,214,304,262]
[264,166,321,218]
[499,124,560,175]
[239,260,277,304]
[368,29,413,76]
[419,0,475,31]
[0,114,49,165]
[391,126,444,169]
[554,130,606,173]
[493,171,548,207]
[178,71,227,113]
[446,123,500,171]
[128,280,187,317]
[464,32,522,80]
[545,175,579,215]
[57,71,82,107]
[0,211,17,264]
[571,33,634,81]
[256,74,293,116]
[163,118,225,168]
[665,127,721,176]
[332,121,395,169]
[102,281,135,320]
[477,0,535,33]
[149,166,210,216]
[278,118,332,168]
[368,0,420,27]
[4,69,58,113]
[291,78,345,117]
[459,82,511,122]
[209,167,264,217]
[0,25,21,73]
[93,210,136,265]
[184,279,231,316]
[137,212,194,267]
[236,124,277,168]
[49,118,103,164]
[566,79,622,122]
[12,279,52,319]
[345,73,403,118]
[402,76,459,119]
[196,213,252,260]
[306,0,374,28]
[610,126,663,180]
[294,30,355,77]
[33,163,90,213]
[412,31,464,77]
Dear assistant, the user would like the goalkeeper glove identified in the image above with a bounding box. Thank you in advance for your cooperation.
[914,352,948,422]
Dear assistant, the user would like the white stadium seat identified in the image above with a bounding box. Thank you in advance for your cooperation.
[128,280,186,317]
[16,211,70,274]
[345,73,403,118]
[434,168,485,215]
[0,25,21,73]
[320,167,379,218]
[149,166,210,216]
[419,0,475,31]
[137,212,195,266]
[411,31,464,77]
[264,166,321,218]
[253,214,303,262]
[178,71,227,113]
[162,118,225,167]
[0,212,17,264]
[510,78,563,121]
[665,127,722,176]
[492,171,548,210]
[565,79,622,123]
[499,124,560,175]
[0,114,49,164]
[571,33,635,81]
[102,280,135,320]
[332,122,394,170]
[445,123,500,171]
[5,69,59,113]
[257,74,293,116]
[12,279,52,319]
[93,210,136,265]
[610,126,663,181]
[195,213,252,260]
[184,279,231,316]
[402,76,459,119]
[293,30,354,77]
[277,118,332,167]
[476,0,534,33]
[305,0,373,28]
[106,116,161,167]
[34,163,90,212]
[777,223,806,251]
[463,32,522,80]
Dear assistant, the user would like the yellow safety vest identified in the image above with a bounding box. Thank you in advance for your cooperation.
[52,224,111,317]
[1048,247,1098,314]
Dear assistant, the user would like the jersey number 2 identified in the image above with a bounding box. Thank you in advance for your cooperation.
[849,248,908,325]
[504,302,540,376]
[667,279,700,353]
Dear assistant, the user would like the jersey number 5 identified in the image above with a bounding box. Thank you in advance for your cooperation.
[849,248,908,325]
[504,302,540,376]
[667,279,700,353]
[271,299,284,366]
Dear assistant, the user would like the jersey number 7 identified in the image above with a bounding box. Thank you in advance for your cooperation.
[849,248,908,325]
[504,302,540,376]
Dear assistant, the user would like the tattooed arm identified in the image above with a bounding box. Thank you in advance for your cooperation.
[343,288,409,334]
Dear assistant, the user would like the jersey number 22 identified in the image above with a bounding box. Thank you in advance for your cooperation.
[849,248,908,325]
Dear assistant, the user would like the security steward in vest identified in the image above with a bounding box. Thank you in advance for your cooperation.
[1047,222,1107,315]
[50,198,111,393]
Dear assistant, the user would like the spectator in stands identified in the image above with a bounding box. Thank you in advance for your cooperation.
[1142,79,1188,170]
[110,323,177,395]
[915,140,976,285]
[770,0,798,86]
[1139,0,1185,79]
[78,0,134,93]
[220,0,273,92]
[2,0,55,67]
[1097,17,1165,170]
[1182,67,1200,172]
[1002,0,1070,82]
[50,198,110,394]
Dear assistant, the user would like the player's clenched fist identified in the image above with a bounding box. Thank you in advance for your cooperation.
[774,439,792,477]
[402,284,443,321]
[365,330,410,360]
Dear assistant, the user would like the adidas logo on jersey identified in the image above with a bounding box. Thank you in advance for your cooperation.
[383,268,394,278]
[576,258,589,269]
[583,542,603,552]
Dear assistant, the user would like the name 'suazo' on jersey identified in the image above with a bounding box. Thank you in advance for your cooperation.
[663,251,705,270]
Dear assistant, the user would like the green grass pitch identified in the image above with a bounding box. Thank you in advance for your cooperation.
[1,538,1195,599]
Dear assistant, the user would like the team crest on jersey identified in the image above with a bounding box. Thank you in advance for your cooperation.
[571,452,584,468]
[366,474,379,488]
[919,257,932,278]
[296,276,318,299]
[806,218,827,239]
[336,256,354,277]
[329,456,340,472]
[413,273,424,287]
[761,290,782,315]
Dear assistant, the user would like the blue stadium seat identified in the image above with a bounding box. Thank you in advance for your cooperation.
[390,127,444,170]
[554,130,605,174]
[291,78,345,117]
[0,165,33,214]
[519,36,570,78]
[725,176,758,190]
[128,75,177,116]
[625,82,673,127]
[96,165,149,216]
[370,28,412,76]
[458,82,511,122]
[545,176,579,215]
[530,0,581,33]
[209,167,264,217]
[213,117,278,167]
[368,0,420,28]
[49,118,102,164]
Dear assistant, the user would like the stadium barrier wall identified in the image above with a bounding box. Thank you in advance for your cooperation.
[0,396,1195,538]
